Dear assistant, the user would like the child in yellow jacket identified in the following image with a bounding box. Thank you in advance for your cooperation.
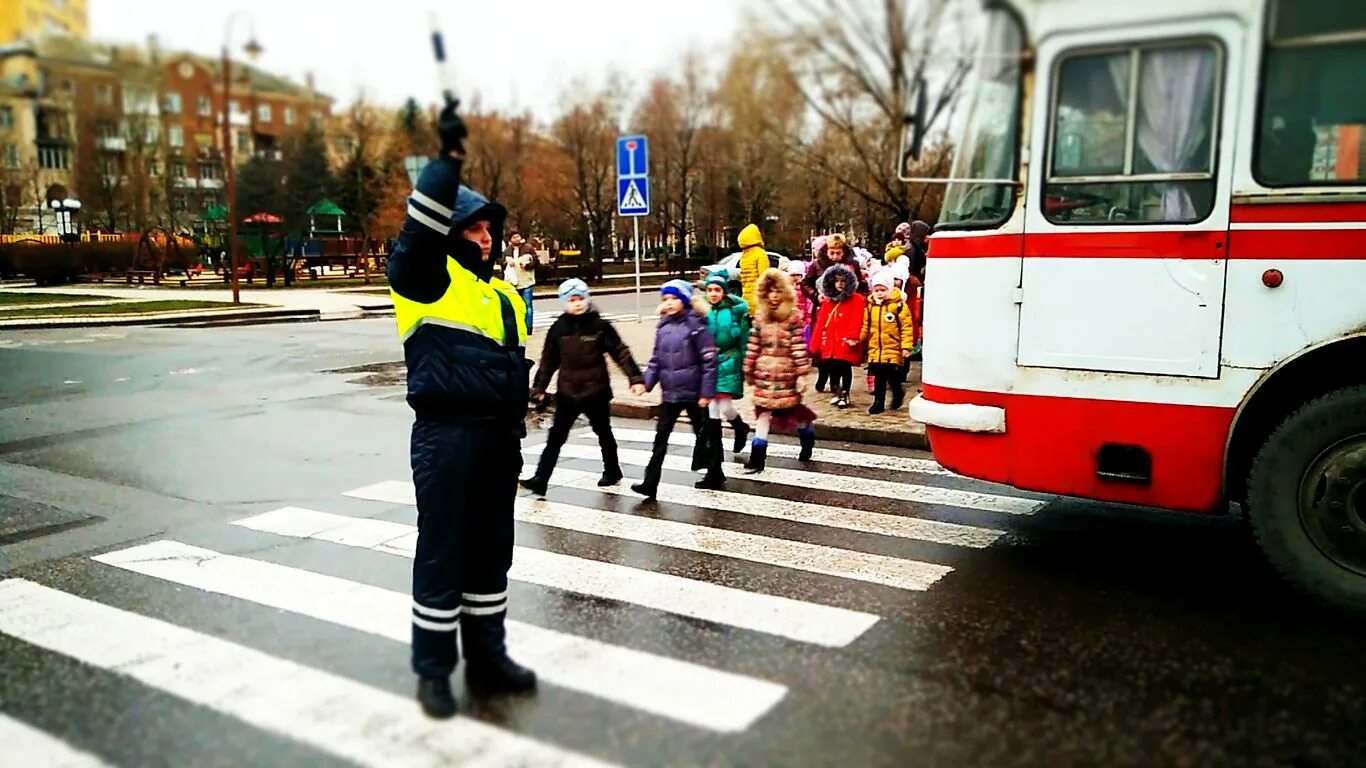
[860,269,915,414]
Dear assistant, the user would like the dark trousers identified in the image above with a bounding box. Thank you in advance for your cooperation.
[410,419,520,678]
[533,392,618,481]
[640,400,717,489]
[825,360,853,394]
[868,362,905,406]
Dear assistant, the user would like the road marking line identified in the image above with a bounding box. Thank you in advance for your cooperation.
[0,713,112,768]
[0,579,617,768]
[528,443,1041,516]
[603,428,955,476]
[551,468,1001,548]
[340,488,953,591]
[94,540,785,732]
[231,507,877,647]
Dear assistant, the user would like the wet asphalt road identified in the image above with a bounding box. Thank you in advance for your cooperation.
[0,319,1362,768]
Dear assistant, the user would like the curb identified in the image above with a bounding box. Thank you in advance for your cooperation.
[0,308,321,331]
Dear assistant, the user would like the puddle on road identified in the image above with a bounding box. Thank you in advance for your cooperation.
[325,361,406,388]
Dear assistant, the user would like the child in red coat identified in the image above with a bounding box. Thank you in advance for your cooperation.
[813,263,867,409]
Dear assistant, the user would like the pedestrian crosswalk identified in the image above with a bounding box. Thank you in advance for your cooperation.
[532,312,640,330]
[0,429,1048,766]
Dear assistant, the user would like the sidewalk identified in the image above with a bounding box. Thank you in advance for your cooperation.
[527,317,927,450]
[0,284,393,325]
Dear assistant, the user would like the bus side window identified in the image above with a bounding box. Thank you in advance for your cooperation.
[1045,42,1220,225]
[1255,4,1366,187]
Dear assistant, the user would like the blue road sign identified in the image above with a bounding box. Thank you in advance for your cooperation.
[617,177,650,217]
[617,135,649,217]
[617,135,648,179]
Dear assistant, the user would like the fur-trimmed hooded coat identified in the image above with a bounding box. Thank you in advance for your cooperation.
[743,269,812,411]
[813,264,868,365]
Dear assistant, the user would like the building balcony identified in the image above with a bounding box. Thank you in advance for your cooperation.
[199,178,224,190]
[96,136,127,152]
[173,177,200,189]
[223,111,250,127]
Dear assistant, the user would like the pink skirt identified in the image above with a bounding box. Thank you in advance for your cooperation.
[755,404,818,433]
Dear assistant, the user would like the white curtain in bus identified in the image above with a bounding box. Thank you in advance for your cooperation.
[1134,47,1217,220]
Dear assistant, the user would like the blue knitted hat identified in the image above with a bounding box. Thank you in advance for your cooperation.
[704,270,729,290]
[660,279,693,304]
[558,278,590,303]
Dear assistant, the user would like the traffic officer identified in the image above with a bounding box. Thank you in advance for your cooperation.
[387,102,536,719]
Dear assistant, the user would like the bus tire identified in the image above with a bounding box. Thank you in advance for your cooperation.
[1247,385,1366,614]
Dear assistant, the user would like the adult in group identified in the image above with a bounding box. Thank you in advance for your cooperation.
[387,101,537,720]
[906,220,931,359]
[503,232,538,331]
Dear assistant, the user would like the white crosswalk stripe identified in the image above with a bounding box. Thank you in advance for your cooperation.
[533,312,640,329]
[231,506,878,648]
[0,432,1046,763]
[0,713,113,768]
[342,484,953,591]
[602,427,955,477]
[528,443,1041,515]
[0,579,617,768]
[95,540,786,733]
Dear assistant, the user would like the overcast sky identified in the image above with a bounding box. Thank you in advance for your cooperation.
[90,0,750,115]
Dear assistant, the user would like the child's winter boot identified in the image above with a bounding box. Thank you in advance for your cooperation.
[798,426,816,463]
[743,438,768,474]
[730,418,750,455]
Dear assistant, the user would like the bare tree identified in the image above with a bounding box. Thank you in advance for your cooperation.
[632,51,711,257]
[549,80,626,278]
[764,0,975,225]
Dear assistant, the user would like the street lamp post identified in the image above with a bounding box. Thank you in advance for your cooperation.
[50,198,82,243]
[222,12,262,304]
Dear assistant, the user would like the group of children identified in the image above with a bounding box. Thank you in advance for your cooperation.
[521,223,922,499]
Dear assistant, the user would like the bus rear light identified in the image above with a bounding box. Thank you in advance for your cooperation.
[1262,269,1284,288]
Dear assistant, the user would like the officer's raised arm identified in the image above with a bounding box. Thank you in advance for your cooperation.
[387,102,469,304]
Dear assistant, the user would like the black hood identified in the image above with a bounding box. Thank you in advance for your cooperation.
[449,185,508,282]
[819,264,858,302]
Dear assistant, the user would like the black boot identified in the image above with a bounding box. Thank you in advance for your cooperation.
[417,676,458,719]
[598,466,623,487]
[743,439,768,474]
[518,476,548,497]
[798,427,816,463]
[815,365,827,393]
[462,614,537,696]
[631,463,661,500]
[889,386,905,412]
[689,418,709,472]
[730,418,750,455]
[466,655,538,696]
[695,420,726,489]
[598,434,623,486]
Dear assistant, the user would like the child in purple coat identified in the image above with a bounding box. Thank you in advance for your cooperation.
[632,279,723,499]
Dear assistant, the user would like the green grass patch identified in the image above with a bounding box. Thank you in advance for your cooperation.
[0,292,112,306]
[0,300,257,319]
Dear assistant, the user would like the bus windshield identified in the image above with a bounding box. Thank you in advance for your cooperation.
[939,8,1026,229]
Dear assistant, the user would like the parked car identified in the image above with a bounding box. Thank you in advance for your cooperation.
[698,251,789,286]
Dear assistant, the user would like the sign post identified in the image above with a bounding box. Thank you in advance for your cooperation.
[616,135,650,321]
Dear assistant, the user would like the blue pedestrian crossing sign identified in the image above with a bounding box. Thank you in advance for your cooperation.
[616,135,650,217]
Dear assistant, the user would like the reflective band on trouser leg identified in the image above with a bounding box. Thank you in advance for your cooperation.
[409,421,472,678]
[460,592,508,616]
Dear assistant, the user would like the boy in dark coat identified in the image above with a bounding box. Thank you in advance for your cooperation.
[520,279,645,496]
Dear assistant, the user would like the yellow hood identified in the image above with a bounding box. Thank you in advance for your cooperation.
[738,224,764,250]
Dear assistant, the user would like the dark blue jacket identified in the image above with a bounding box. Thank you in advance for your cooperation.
[643,306,718,403]
[387,155,529,429]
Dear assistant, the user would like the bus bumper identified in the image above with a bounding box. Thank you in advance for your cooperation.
[908,395,1006,434]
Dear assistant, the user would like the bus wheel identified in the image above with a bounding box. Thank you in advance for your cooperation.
[1248,386,1366,614]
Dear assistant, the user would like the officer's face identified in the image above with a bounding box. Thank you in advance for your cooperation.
[462,220,494,260]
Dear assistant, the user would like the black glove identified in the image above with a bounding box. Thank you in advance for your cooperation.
[437,99,468,155]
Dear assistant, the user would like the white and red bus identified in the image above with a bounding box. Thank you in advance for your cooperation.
[904,0,1366,611]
